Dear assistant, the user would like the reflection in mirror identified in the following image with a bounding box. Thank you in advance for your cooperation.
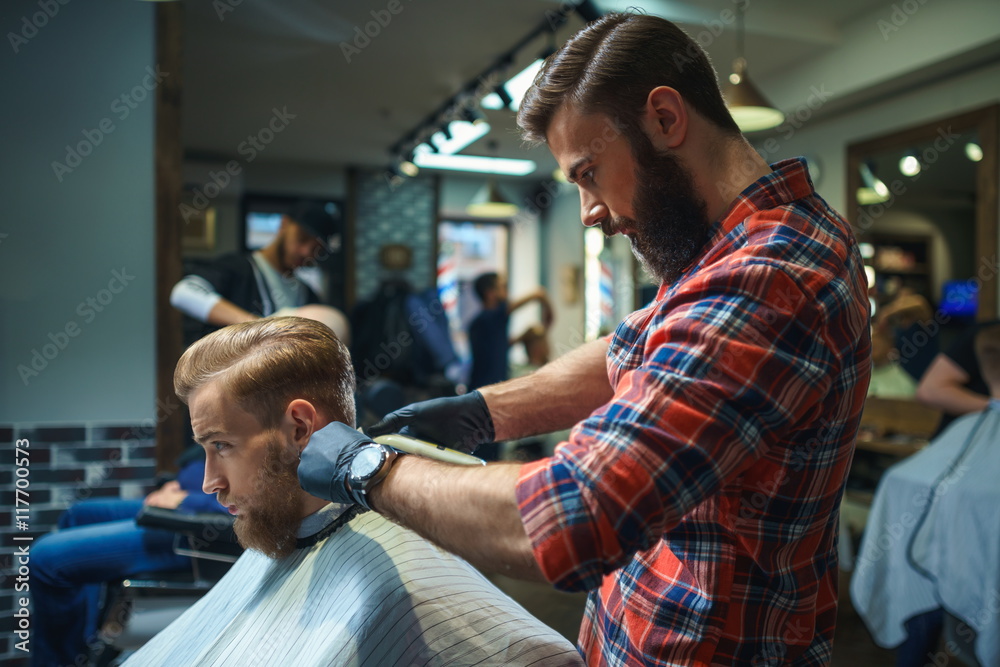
[861,129,979,329]
[848,105,999,357]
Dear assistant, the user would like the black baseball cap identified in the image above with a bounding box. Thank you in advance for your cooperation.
[287,202,339,251]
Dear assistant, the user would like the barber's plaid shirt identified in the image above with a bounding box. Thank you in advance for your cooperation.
[517,158,871,666]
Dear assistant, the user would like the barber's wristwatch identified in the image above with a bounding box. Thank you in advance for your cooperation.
[347,443,400,508]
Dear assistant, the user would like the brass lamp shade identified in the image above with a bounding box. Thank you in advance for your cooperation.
[725,58,784,133]
[467,180,519,217]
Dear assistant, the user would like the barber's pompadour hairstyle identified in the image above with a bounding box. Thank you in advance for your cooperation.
[517,11,741,145]
[174,316,356,430]
[974,324,1000,390]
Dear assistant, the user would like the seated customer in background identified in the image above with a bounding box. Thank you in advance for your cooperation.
[32,447,226,667]
[852,323,1000,667]
[874,286,936,383]
[916,318,1000,435]
[867,327,917,399]
[126,316,581,666]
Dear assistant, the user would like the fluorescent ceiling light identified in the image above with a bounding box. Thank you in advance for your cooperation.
[422,120,490,155]
[412,149,536,175]
[481,59,545,110]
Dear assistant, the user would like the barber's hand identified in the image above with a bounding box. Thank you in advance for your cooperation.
[297,422,374,506]
[366,390,494,454]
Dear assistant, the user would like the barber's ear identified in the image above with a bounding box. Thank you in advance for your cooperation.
[284,399,318,449]
[643,86,687,150]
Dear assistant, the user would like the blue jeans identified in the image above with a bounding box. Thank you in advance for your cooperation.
[32,499,190,667]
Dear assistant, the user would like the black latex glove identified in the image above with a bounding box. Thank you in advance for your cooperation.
[298,421,375,507]
[366,390,495,454]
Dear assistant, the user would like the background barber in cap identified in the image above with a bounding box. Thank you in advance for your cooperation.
[171,202,338,341]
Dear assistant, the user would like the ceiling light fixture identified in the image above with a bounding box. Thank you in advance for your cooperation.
[383,4,595,179]
[481,59,546,111]
[467,142,520,217]
[725,3,783,133]
[462,107,488,126]
[966,142,983,162]
[412,151,536,176]
[467,180,520,218]
[427,120,491,155]
[494,84,514,110]
[399,153,419,177]
[857,161,890,205]
[899,151,921,176]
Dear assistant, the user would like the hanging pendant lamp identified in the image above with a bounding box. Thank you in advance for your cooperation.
[466,140,519,218]
[467,179,519,218]
[724,5,784,132]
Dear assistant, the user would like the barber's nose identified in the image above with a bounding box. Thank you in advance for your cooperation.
[579,190,608,228]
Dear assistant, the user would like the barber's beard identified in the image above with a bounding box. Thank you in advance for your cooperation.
[222,435,304,559]
[612,137,711,285]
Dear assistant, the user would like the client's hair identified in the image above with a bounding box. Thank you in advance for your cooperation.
[175,317,356,429]
[974,324,1000,391]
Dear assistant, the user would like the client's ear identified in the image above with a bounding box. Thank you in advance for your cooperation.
[284,399,319,452]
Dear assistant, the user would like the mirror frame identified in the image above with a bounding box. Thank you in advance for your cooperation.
[846,104,999,321]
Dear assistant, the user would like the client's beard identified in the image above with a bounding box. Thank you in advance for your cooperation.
[613,133,711,285]
[220,434,304,559]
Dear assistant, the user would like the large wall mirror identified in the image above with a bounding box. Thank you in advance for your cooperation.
[847,105,999,351]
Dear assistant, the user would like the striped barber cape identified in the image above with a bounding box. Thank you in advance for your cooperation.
[125,505,582,666]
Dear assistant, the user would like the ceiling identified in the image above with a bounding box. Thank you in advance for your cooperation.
[181,0,896,175]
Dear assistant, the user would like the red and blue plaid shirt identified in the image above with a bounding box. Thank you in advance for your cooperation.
[517,158,871,666]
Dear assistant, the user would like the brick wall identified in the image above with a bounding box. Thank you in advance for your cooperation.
[0,423,157,664]
[354,171,437,303]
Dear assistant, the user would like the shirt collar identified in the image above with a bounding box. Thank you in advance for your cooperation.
[711,156,816,240]
[655,157,816,301]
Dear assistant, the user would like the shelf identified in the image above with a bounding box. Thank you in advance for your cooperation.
[873,265,930,276]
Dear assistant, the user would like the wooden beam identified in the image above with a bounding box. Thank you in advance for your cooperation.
[155,2,185,472]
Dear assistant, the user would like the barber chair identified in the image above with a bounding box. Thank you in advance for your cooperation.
[86,506,243,666]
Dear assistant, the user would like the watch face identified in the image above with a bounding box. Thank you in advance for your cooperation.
[351,445,385,482]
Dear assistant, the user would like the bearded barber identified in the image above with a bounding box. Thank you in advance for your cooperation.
[299,12,871,666]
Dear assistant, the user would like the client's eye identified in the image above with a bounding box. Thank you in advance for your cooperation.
[213,441,231,453]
